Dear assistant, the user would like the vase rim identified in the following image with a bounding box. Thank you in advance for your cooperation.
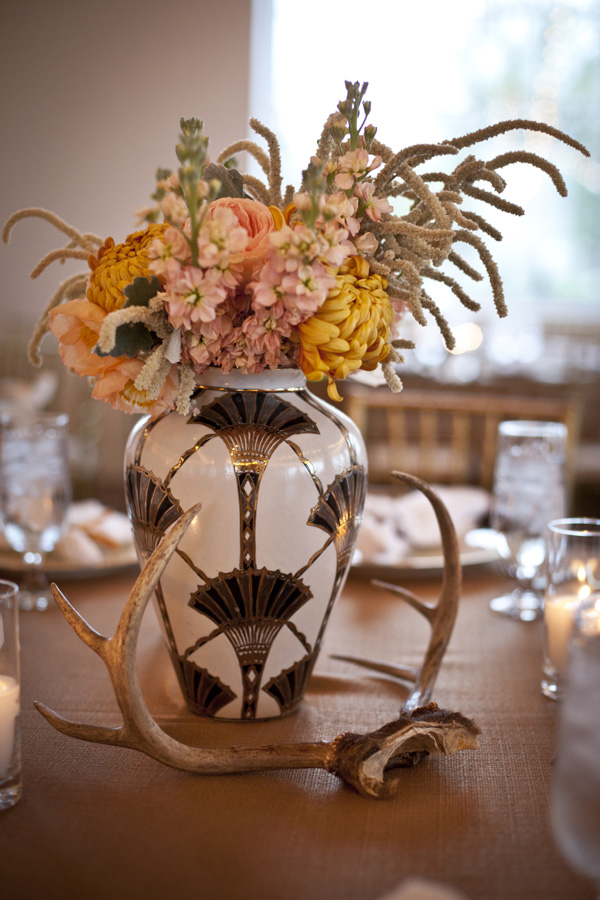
[194,367,307,392]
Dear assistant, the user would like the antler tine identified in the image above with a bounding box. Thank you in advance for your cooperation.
[391,473,461,712]
[50,583,108,655]
[371,578,435,622]
[34,703,126,746]
[330,655,418,683]
[329,474,461,715]
[38,506,204,751]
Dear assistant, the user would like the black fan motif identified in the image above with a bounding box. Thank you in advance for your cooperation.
[263,655,313,715]
[191,391,319,468]
[188,567,313,718]
[305,464,367,664]
[308,465,366,567]
[126,465,184,561]
[170,653,237,717]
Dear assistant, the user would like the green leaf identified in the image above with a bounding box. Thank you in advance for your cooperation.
[123,276,162,308]
[95,322,154,358]
[202,163,245,198]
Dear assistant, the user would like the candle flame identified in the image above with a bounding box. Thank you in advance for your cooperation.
[579,583,591,602]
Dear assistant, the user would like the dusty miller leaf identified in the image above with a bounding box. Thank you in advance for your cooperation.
[123,275,162,307]
[95,276,161,357]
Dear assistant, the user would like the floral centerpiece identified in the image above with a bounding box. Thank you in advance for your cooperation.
[3,82,588,724]
[4,81,588,417]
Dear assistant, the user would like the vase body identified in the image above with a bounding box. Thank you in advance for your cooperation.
[124,369,367,721]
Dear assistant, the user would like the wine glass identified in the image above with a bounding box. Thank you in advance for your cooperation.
[489,420,567,622]
[551,594,600,896]
[0,412,71,611]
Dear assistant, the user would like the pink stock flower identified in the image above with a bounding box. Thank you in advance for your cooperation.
[269,223,320,262]
[354,231,379,255]
[242,304,291,362]
[185,315,233,368]
[334,149,383,190]
[318,221,353,267]
[311,155,338,179]
[198,205,248,270]
[160,191,189,226]
[279,261,335,321]
[353,181,393,222]
[320,191,356,219]
[147,226,190,279]
[252,263,285,308]
[164,267,228,330]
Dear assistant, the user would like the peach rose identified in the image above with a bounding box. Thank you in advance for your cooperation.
[207,197,276,280]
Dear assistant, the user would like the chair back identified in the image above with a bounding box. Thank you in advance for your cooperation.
[345,386,582,491]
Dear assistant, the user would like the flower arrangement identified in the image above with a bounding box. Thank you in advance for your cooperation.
[4,81,588,417]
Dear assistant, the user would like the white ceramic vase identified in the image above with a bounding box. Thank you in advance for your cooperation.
[124,368,367,721]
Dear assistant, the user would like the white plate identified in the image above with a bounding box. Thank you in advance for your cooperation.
[351,529,500,580]
[0,544,139,580]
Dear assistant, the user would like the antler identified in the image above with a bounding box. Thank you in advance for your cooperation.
[35,493,478,798]
[331,472,461,712]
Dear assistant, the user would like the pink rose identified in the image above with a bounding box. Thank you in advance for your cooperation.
[207,197,275,280]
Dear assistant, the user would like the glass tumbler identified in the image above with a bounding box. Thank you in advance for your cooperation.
[542,518,600,700]
[0,411,71,610]
[489,420,567,621]
[0,579,21,810]
[551,593,600,895]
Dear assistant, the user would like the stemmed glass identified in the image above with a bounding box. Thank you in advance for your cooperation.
[0,412,71,610]
[551,594,600,897]
[489,420,567,622]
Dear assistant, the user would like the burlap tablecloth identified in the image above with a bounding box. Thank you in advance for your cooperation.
[0,567,594,900]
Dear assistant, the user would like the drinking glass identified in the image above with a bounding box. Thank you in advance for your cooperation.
[0,412,71,610]
[542,518,600,700]
[489,420,567,621]
[0,579,21,810]
[551,594,600,896]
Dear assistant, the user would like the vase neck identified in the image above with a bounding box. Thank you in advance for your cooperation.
[195,368,307,392]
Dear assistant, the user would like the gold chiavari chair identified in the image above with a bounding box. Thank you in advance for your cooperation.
[345,386,582,494]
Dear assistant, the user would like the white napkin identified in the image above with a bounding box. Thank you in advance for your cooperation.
[377,877,468,900]
[355,493,410,565]
[52,501,133,565]
[355,485,489,563]
[393,485,489,550]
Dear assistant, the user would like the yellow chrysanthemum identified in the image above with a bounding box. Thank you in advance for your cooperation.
[87,223,167,312]
[297,256,394,402]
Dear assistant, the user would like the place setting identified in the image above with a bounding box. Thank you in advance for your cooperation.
[352,482,496,578]
[0,411,136,610]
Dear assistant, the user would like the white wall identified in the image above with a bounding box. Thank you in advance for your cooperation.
[1,0,254,338]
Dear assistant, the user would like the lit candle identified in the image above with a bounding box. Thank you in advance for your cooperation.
[0,675,20,778]
[545,583,592,677]
[577,594,600,639]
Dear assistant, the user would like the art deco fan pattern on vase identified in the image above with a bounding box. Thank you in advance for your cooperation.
[125,369,366,720]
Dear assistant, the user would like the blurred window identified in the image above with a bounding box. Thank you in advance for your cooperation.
[251,0,599,328]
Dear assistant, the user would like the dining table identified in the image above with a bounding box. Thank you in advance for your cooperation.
[0,558,595,900]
